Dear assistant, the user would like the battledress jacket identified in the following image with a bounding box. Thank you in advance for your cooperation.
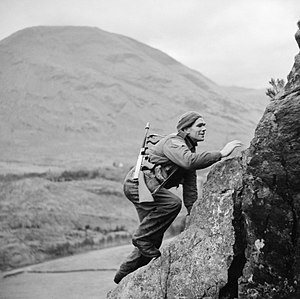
[145,130,222,213]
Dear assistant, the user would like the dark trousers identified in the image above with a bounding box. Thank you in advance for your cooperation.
[115,170,182,281]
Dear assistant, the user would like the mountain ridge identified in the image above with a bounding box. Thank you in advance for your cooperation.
[0,26,268,171]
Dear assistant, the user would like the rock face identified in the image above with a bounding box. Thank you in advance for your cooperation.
[107,25,300,298]
[238,36,300,298]
[108,158,243,299]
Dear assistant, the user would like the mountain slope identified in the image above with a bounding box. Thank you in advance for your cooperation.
[0,26,268,171]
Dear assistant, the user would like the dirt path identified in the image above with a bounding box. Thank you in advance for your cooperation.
[0,243,133,299]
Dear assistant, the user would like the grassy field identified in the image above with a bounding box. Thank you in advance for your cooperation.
[0,165,187,271]
[0,165,136,270]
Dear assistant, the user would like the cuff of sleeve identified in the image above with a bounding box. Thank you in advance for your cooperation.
[214,151,222,161]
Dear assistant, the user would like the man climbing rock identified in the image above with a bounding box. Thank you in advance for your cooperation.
[114,111,242,284]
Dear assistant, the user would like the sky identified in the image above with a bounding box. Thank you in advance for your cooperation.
[0,0,299,89]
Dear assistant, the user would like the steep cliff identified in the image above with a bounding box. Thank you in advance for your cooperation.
[108,24,300,299]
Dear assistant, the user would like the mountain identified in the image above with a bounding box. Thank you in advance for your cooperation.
[0,26,268,173]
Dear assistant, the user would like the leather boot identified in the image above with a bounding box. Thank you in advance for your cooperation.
[132,239,161,258]
[114,269,127,284]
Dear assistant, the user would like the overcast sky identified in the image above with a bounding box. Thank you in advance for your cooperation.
[0,0,299,88]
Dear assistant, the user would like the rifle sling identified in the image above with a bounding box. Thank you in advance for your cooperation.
[151,166,179,195]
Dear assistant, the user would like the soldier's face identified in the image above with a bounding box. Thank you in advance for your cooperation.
[185,117,206,143]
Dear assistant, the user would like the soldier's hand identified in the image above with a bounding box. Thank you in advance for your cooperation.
[220,140,243,158]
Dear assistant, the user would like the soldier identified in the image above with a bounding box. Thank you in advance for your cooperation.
[114,111,242,283]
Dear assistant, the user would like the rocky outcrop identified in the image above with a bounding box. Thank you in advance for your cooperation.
[237,29,300,299]
[108,159,243,299]
[107,23,300,299]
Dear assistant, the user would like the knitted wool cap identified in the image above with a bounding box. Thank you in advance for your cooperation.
[176,111,202,131]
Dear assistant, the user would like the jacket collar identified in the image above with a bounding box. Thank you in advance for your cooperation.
[177,130,197,150]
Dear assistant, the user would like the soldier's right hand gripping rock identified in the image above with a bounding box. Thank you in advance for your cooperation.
[113,111,242,284]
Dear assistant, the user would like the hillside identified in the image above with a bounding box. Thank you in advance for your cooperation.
[0,26,269,270]
[0,26,268,172]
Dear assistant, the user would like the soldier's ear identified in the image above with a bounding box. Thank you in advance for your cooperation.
[183,127,191,134]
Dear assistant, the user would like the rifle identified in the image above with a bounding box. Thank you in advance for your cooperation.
[132,122,154,202]
[133,122,150,180]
